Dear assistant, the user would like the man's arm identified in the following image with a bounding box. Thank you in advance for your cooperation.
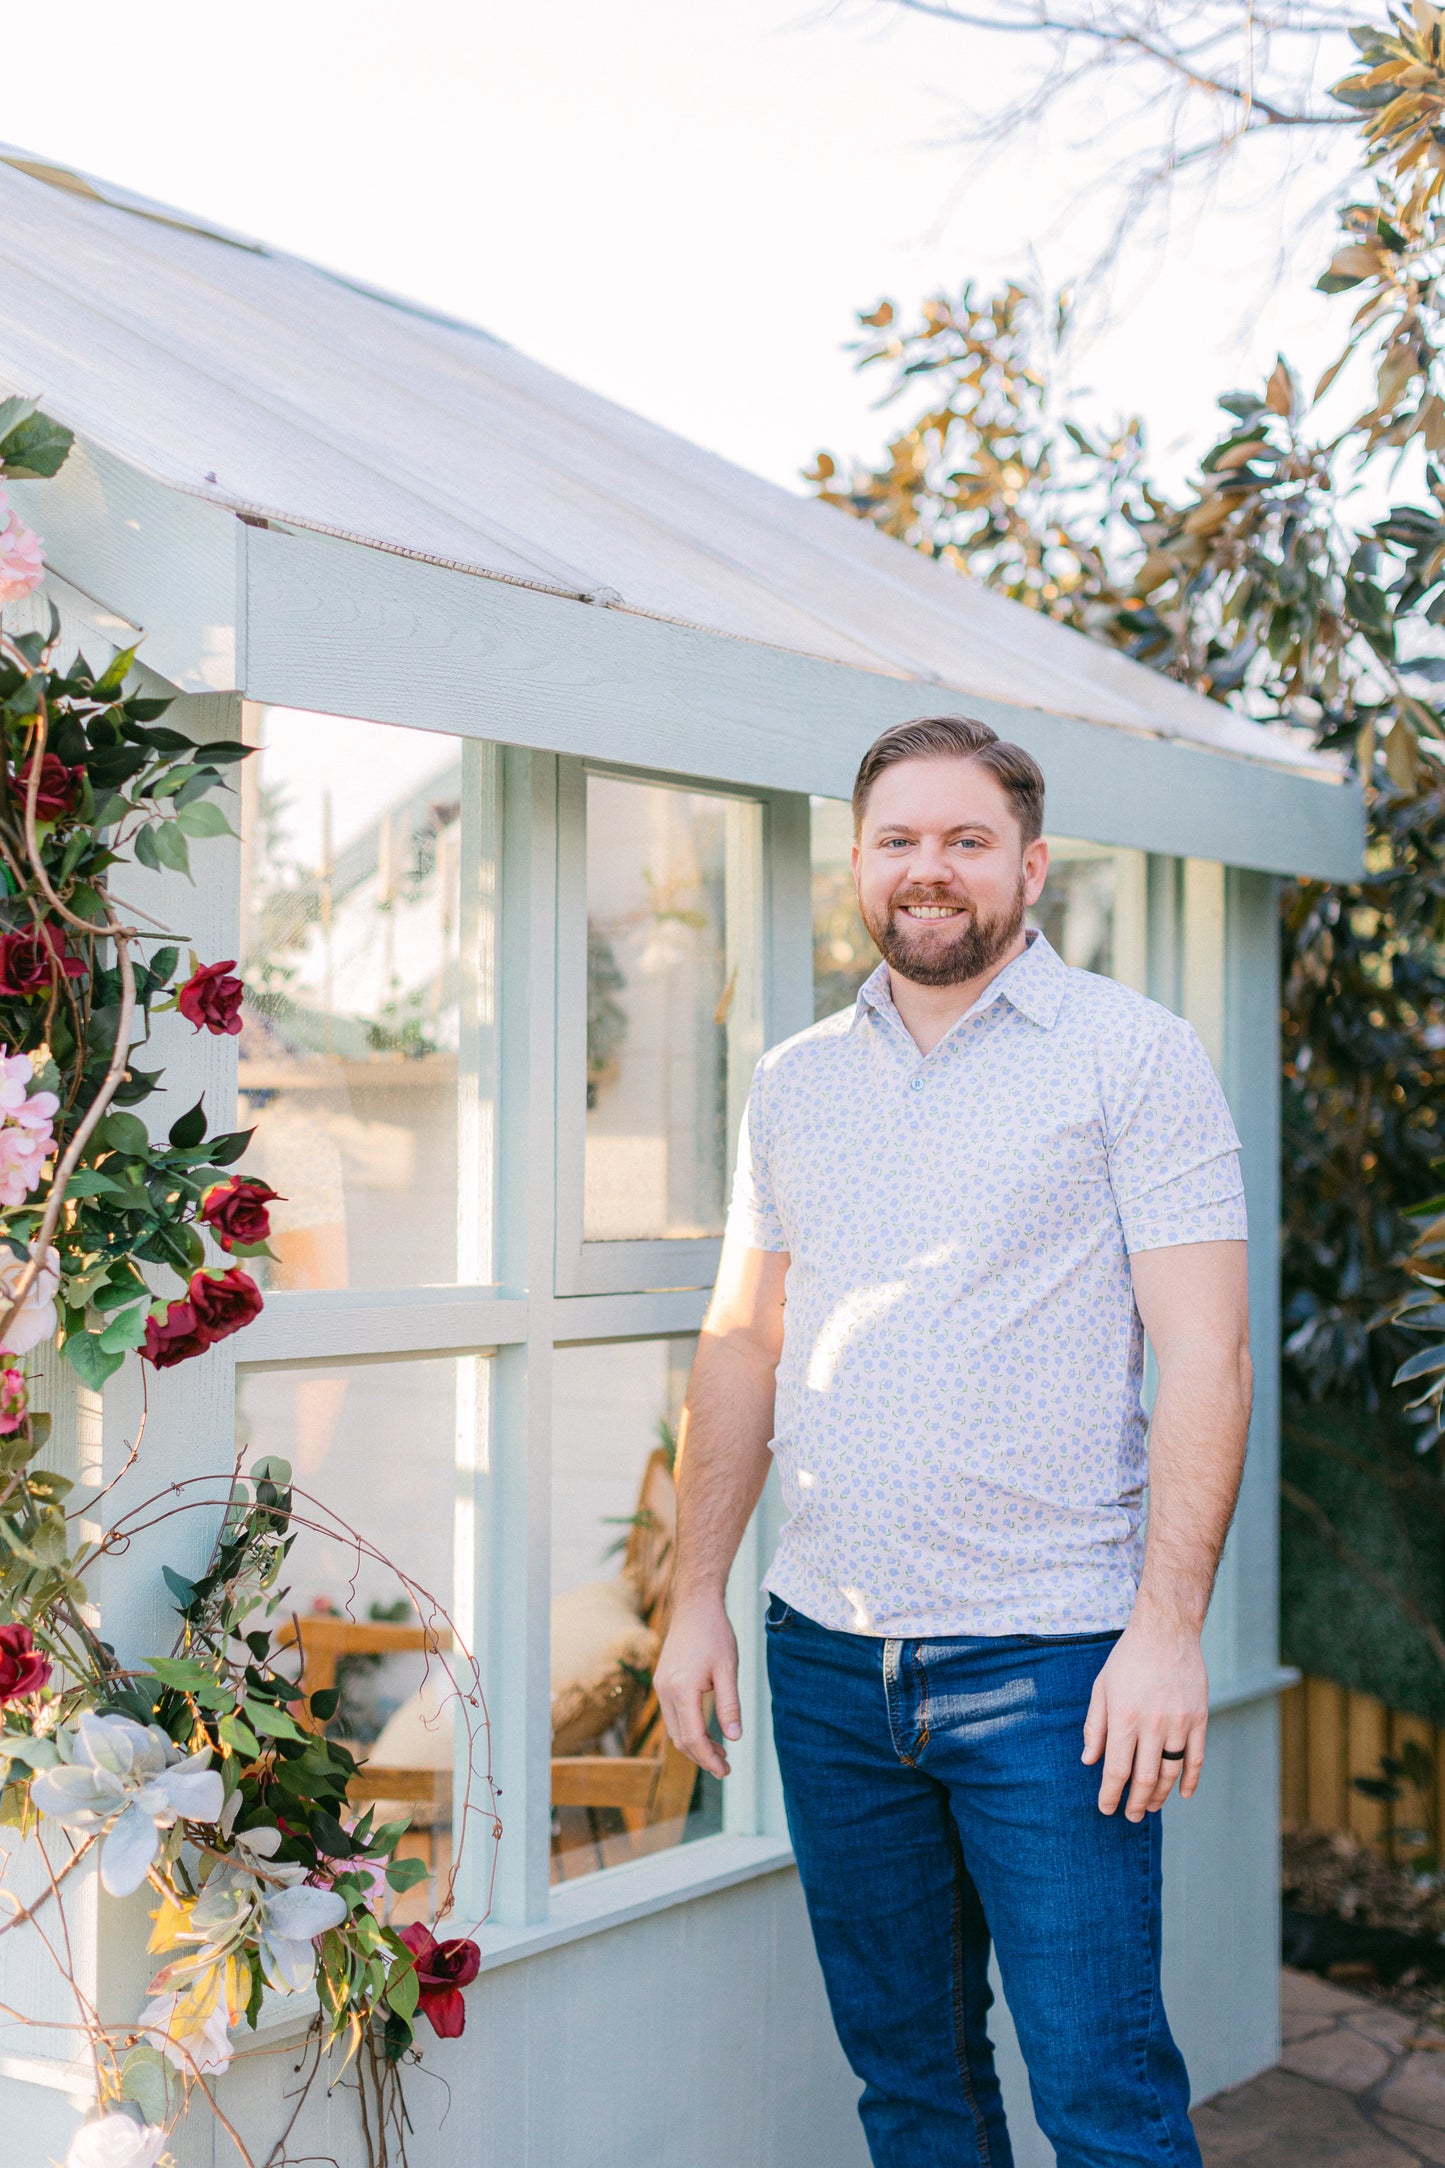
[1083,1239,1252,1821]
[653,1240,788,1780]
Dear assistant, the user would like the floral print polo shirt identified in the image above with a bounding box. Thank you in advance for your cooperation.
[727,930,1248,1637]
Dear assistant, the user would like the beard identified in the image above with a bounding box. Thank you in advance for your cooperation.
[861,872,1028,989]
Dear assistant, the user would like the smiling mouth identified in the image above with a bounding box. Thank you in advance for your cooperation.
[898,904,966,921]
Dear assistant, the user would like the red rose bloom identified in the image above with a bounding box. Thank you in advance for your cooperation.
[143,1297,212,1370]
[177,960,244,1036]
[199,1177,281,1251]
[0,1623,50,1702]
[188,1266,263,1343]
[17,753,83,824]
[396,1924,480,2039]
[0,922,85,997]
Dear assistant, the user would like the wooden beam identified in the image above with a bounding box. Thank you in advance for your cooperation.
[241,524,1365,884]
[551,1757,660,1811]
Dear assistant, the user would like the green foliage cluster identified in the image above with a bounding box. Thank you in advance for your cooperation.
[0,629,255,1387]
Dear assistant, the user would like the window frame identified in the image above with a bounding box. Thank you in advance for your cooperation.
[553,757,771,1298]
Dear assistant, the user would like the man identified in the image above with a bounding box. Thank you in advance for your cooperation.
[655,714,1252,2167]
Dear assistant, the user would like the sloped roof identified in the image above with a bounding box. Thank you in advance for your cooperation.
[0,149,1338,779]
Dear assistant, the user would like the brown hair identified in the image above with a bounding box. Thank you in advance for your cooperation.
[851,714,1045,844]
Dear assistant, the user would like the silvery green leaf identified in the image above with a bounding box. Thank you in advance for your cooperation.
[262,1885,348,1940]
[100,1802,161,1897]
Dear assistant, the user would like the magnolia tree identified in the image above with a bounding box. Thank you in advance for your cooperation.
[0,422,492,2168]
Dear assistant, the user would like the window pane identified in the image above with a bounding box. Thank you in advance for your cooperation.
[811,796,878,1019]
[585,776,760,1242]
[811,797,1138,1010]
[550,1336,718,1881]
[1029,840,1117,974]
[236,1356,480,1923]
[239,707,486,1290]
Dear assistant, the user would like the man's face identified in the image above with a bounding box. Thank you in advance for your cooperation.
[852,758,1050,989]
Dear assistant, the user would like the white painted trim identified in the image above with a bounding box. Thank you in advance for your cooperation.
[1209,1665,1299,1714]
[552,1289,711,1341]
[477,1834,797,1972]
[240,524,1366,881]
[236,1290,527,1365]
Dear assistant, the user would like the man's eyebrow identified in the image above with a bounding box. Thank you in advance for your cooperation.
[872,820,1001,840]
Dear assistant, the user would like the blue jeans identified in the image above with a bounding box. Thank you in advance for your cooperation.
[766,1596,1201,2168]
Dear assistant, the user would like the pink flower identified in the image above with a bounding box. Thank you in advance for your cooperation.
[0,1367,26,1436]
[0,1048,57,1208]
[0,1245,59,1357]
[0,488,44,605]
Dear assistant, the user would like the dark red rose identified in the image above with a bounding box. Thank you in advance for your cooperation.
[0,1623,50,1701]
[397,1923,480,2039]
[199,1177,282,1251]
[0,921,85,997]
[143,1297,212,1370]
[177,960,244,1036]
[17,753,83,824]
[188,1266,263,1344]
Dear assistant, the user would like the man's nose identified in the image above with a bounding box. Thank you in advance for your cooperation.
[902,840,956,887]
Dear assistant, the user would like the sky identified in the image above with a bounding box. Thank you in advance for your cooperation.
[15,0,1364,496]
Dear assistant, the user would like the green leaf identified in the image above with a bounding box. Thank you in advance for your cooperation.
[120,2043,173,2125]
[98,1110,150,1157]
[244,1699,305,1742]
[0,409,74,481]
[133,824,162,874]
[174,798,235,840]
[250,1455,292,1486]
[98,1302,150,1355]
[168,1097,207,1150]
[60,1168,130,1199]
[63,1331,125,1390]
[147,1657,215,1689]
[1394,1345,1445,1385]
[91,645,140,699]
[162,1566,197,1612]
[204,1129,254,1167]
[152,822,192,878]
[309,1686,341,1722]
[385,1951,421,2021]
[384,1857,430,1893]
[219,1710,260,1759]
[148,944,179,985]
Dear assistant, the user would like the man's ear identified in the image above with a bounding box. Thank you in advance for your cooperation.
[1024,837,1050,905]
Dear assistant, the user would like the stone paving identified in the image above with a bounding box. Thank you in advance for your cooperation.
[1194,1969,1445,2164]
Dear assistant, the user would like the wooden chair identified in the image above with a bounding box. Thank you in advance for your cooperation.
[549,1447,701,1878]
[279,1615,455,1821]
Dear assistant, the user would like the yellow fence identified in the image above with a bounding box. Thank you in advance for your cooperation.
[1282,1675,1445,1846]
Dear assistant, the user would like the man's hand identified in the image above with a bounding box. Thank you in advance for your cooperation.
[655,1594,743,1780]
[1081,1612,1209,1820]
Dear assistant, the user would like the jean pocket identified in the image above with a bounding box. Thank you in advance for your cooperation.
[763,1594,795,1633]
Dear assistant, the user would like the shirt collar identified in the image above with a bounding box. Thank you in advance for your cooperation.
[853,928,1068,1035]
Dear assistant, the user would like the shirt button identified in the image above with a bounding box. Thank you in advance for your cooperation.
[911,1077,924,1091]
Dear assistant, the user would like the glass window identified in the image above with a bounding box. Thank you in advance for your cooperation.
[238,707,487,1291]
[1029,839,1119,975]
[811,795,878,1019]
[236,1355,480,1922]
[810,796,1142,1011]
[550,1335,719,1880]
[584,776,760,1244]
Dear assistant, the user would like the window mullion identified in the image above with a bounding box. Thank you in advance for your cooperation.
[472,747,558,1927]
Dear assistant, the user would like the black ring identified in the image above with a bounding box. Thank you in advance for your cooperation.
[1159,1747,1186,1761]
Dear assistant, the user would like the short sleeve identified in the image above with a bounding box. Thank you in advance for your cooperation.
[724,1068,788,1253]
[1106,1015,1247,1254]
